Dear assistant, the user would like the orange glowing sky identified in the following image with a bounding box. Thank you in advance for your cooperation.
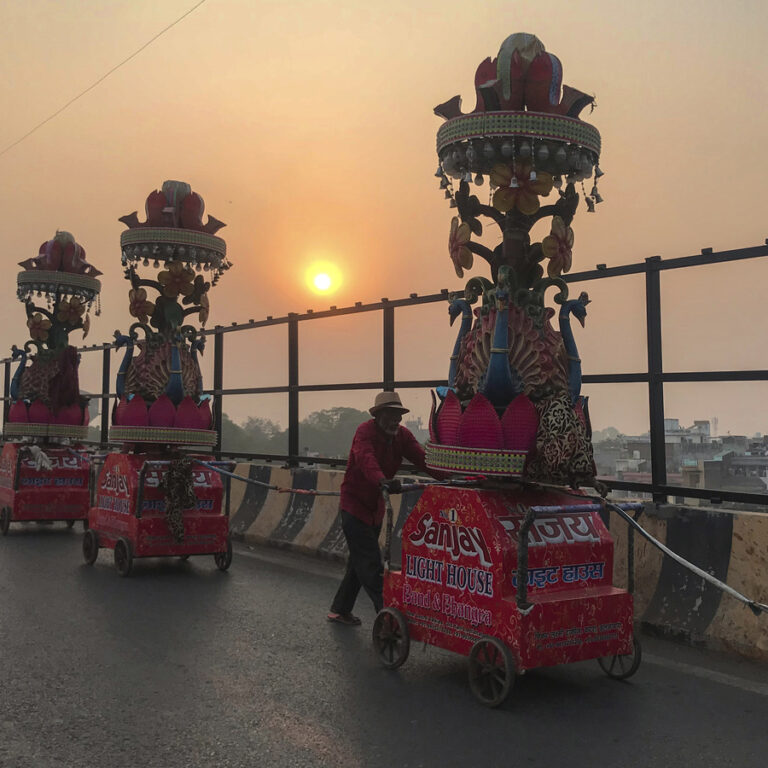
[0,0,766,436]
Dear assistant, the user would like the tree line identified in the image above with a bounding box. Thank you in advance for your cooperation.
[221,407,375,458]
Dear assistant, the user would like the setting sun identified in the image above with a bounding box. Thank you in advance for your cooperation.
[305,261,342,295]
[313,272,332,291]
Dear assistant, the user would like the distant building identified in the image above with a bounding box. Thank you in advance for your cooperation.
[594,418,768,506]
[405,416,429,444]
[702,451,768,496]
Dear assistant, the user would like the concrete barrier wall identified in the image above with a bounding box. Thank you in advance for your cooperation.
[228,463,426,563]
[228,463,768,662]
[610,505,768,662]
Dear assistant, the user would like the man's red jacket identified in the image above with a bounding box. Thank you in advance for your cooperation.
[340,419,429,526]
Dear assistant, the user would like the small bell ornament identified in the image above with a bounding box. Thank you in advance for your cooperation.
[586,197,595,212]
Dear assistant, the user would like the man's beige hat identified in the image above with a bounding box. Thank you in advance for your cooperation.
[369,391,409,416]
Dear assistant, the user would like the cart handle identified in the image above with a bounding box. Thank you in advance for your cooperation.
[527,502,644,515]
[514,503,644,614]
[382,487,394,573]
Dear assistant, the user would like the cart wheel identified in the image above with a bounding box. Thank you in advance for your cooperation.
[82,529,99,566]
[114,538,133,577]
[372,607,410,670]
[597,635,642,680]
[65,519,75,529]
[0,507,10,536]
[214,537,232,571]
[468,637,516,708]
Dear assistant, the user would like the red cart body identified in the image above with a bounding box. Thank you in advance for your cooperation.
[378,485,638,702]
[0,442,90,532]
[84,453,232,575]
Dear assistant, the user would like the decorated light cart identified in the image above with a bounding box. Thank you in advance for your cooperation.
[0,231,101,534]
[372,33,642,705]
[83,181,234,575]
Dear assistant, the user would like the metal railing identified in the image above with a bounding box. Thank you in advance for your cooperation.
[3,241,768,508]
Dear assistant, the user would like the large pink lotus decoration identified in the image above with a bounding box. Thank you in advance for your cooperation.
[426,391,539,477]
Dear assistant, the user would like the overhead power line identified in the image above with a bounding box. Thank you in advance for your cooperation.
[0,0,209,160]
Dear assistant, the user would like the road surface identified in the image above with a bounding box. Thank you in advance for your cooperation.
[1,526,766,768]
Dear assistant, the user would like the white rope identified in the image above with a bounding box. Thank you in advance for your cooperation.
[605,500,768,616]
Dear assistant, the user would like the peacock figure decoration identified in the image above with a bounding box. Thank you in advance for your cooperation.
[111,180,231,445]
[4,231,101,439]
[426,33,602,488]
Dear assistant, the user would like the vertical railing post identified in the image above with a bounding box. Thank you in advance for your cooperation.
[213,327,224,458]
[288,314,299,465]
[382,301,395,391]
[3,360,10,426]
[645,256,667,502]
[100,346,110,448]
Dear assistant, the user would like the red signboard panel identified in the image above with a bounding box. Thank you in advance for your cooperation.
[384,486,633,671]
[89,453,228,558]
[0,443,90,524]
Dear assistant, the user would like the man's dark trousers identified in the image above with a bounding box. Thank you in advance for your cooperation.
[330,509,383,614]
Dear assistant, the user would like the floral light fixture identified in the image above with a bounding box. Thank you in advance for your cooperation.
[5,231,101,438]
[111,180,231,446]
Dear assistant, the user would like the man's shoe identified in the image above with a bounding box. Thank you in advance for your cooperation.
[327,612,362,626]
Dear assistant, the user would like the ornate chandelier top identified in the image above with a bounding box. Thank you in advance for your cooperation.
[435,33,603,218]
[119,179,230,287]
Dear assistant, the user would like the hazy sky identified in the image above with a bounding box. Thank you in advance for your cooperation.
[0,0,766,438]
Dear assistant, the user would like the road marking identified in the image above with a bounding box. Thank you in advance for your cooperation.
[645,653,768,696]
